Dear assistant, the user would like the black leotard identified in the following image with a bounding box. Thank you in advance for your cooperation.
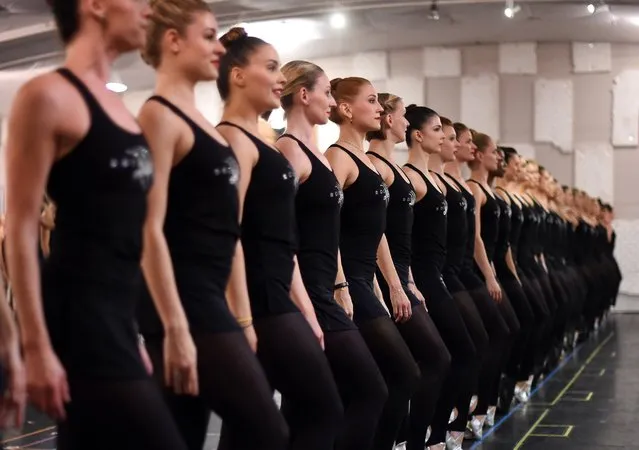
[138,97,241,336]
[367,151,421,308]
[43,68,154,380]
[218,122,299,318]
[435,172,468,294]
[332,145,390,324]
[283,134,354,331]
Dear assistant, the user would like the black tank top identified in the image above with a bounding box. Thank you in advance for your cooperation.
[285,135,354,331]
[46,68,153,284]
[493,191,512,264]
[367,151,415,282]
[138,97,241,334]
[448,177,477,275]
[218,122,299,318]
[517,199,538,267]
[288,135,343,286]
[499,189,523,262]
[405,164,448,270]
[435,172,467,275]
[335,145,389,280]
[468,180,500,263]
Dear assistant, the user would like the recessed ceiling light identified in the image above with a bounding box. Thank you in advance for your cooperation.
[329,12,347,29]
[587,3,596,14]
[106,82,128,93]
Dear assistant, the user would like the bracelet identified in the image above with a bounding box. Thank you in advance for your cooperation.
[236,316,253,328]
[334,281,349,291]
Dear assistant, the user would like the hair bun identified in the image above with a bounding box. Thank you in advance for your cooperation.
[220,27,248,48]
[330,78,343,91]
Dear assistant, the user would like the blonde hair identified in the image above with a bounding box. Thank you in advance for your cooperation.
[329,77,372,125]
[365,93,402,141]
[280,60,325,111]
[142,0,212,68]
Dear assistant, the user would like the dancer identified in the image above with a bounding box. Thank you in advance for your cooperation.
[445,124,510,435]
[402,106,477,449]
[276,60,388,450]
[137,3,288,449]
[366,94,451,450]
[490,148,536,409]
[216,29,343,450]
[427,117,489,448]
[467,133,520,423]
[325,78,421,450]
[4,0,192,448]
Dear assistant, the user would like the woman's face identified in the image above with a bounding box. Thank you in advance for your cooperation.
[347,83,383,132]
[100,0,152,52]
[418,115,445,154]
[477,138,499,172]
[305,72,335,126]
[237,44,287,113]
[386,101,409,144]
[455,129,476,162]
[504,153,521,181]
[172,11,226,82]
[440,125,459,162]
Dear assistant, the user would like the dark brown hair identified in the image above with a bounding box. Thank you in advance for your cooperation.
[217,27,268,100]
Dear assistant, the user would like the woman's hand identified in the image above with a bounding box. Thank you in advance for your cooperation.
[23,346,69,421]
[335,287,354,319]
[243,325,258,353]
[163,328,198,396]
[390,285,412,323]
[0,341,26,430]
[305,312,325,350]
[408,282,427,311]
[486,277,502,302]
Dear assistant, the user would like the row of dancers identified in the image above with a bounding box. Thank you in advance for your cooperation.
[0,0,621,449]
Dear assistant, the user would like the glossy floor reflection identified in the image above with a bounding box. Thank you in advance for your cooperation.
[1,313,635,449]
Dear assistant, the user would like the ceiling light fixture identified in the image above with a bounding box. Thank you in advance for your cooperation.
[428,0,440,20]
[586,3,596,14]
[329,12,347,29]
[106,82,128,93]
[504,0,520,18]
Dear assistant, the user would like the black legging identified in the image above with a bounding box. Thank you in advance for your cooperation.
[145,331,289,450]
[57,379,189,450]
[465,286,511,415]
[358,316,421,450]
[396,306,451,450]
[449,290,488,430]
[256,312,344,450]
[323,329,388,450]
[413,265,477,445]
[499,278,535,381]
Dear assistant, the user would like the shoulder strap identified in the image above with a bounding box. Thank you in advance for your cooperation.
[279,133,313,158]
[147,96,198,130]
[218,121,263,147]
[434,171,459,192]
[56,68,100,111]
[403,163,428,184]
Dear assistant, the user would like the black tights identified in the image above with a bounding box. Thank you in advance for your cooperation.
[145,331,289,450]
[258,313,344,450]
[415,271,476,445]
[57,379,189,450]
[500,278,535,380]
[359,316,421,450]
[323,329,388,450]
[466,286,511,415]
[397,306,451,449]
[450,290,488,430]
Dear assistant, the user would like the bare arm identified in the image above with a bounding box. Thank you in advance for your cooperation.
[217,125,260,348]
[5,80,58,354]
[5,77,69,420]
[376,231,412,323]
[137,103,191,335]
[138,102,198,395]
[469,183,502,301]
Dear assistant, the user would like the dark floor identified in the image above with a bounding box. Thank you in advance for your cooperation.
[1,313,636,449]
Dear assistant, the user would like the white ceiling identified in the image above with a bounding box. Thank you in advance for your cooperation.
[0,0,638,105]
